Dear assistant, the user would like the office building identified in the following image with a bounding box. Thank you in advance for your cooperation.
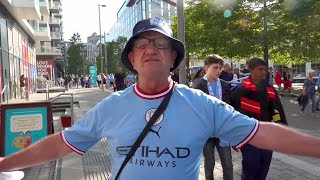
[107,0,177,42]
[83,43,98,66]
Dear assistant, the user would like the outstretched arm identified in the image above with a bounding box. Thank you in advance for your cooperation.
[0,133,73,172]
[249,122,320,157]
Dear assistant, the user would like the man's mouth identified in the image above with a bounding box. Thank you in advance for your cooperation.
[145,59,160,62]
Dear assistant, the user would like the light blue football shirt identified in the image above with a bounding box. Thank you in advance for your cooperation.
[61,82,258,180]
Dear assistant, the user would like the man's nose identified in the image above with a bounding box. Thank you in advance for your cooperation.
[144,41,158,54]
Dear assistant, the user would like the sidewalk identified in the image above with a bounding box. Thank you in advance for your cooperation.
[5,86,319,180]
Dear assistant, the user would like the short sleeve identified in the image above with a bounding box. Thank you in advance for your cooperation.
[61,103,103,155]
[213,101,259,148]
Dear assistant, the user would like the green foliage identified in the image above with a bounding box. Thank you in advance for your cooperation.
[96,36,128,74]
[172,0,320,65]
[67,33,84,75]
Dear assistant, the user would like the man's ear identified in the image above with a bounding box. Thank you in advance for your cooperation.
[128,51,134,66]
[171,50,177,67]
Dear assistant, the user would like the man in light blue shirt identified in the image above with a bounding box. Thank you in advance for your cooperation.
[1,17,320,180]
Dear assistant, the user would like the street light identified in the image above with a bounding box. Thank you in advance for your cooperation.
[177,0,187,85]
[104,32,109,76]
[98,4,106,91]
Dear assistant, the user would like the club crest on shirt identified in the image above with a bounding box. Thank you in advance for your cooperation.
[145,108,164,125]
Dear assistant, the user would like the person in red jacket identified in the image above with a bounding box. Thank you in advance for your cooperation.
[274,69,282,94]
[230,58,287,180]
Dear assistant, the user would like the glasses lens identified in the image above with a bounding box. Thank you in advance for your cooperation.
[133,38,149,49]
[154,39,170,49]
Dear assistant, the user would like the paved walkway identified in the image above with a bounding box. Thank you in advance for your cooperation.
[4,86,319,180]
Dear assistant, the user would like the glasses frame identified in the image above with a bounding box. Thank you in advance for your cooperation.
[133,37,172,49]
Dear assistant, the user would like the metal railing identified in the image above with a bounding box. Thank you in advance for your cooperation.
[49,93,74,123]
[0,83,9,104]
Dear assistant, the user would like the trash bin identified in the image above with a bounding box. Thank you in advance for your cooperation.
[61,115,72,128]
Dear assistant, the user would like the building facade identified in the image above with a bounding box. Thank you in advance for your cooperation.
[107,0,177,42]
[87,32,104,45]
[83,43,98,66]
[35,0,64,83]
[0,0,64,101]
[0,0,39,100]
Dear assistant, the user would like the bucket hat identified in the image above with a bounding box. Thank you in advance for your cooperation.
[121,17,185,73]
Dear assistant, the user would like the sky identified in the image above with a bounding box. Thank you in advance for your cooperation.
[62,0,124,43]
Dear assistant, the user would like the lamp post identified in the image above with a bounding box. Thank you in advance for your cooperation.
[104,32,109,76]
[177,0,187,85]
[98,4,106,91]
[263,0,268,65]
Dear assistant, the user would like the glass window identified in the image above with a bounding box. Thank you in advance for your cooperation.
[151,2,161,17]
[311,62,320,76]
[292,64,305,77]
[0,18,8,51]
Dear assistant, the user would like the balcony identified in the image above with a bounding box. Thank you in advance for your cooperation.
[52,12,62,18]
[51,32,61,40]
[49,2,61,13]
[39,0,49,17]
[12,0,41,20]
[34,22,51,41]
[49,17,61,27]
[36,47,61,56]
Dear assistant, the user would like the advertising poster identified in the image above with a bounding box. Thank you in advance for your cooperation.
[36,59,55,80]
[0,103,52,156]
[89,66,97,85]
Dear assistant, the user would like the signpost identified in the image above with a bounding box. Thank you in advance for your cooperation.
[0,102,53,156]
[89,66,97,86]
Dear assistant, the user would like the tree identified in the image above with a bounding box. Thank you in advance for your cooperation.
[172,0,320,64]
[96,36,127,74]
[172,0,262,61]
[67,33,84,75]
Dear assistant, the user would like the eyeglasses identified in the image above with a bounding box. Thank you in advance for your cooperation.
[133,37,171,49]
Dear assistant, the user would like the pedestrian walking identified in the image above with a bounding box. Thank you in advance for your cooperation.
[97,74,102,88]
[80,75,85,88]
[126,72,136,88]
[19,75,27,99]
[1,17,320,180]
[281,66,291,96]
[194,55,233,180]
[114,67,126,91]
[240,64,250,79]
[109,73,114,90]
[74,75,79,88]
[192,68,205,88]
[266,67,274,86]
[300,69,319,115]
[230,58,287,180]
[274,69,282,93]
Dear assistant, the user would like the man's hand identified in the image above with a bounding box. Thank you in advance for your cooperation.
[0,133,72,172]
[232,146,240,152]
[0,157,4,171]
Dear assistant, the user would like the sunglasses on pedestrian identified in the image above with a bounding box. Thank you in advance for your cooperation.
[133,37,171,49]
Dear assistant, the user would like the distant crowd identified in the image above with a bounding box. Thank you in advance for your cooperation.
[56,67,137,92]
